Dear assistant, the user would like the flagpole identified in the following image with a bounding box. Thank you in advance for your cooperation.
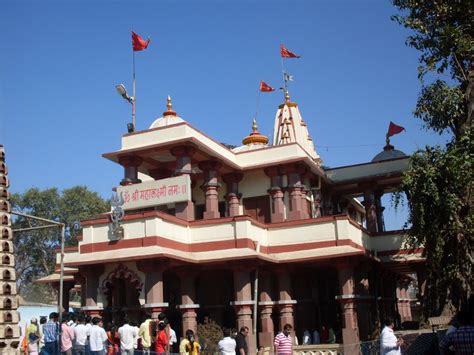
[132,48,136,131]
[280,54,288,102]
[255,85,261,120]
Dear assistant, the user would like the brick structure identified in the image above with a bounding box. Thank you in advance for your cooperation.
[0,145,20,353]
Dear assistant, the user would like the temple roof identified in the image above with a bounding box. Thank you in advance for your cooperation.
[149,96,184,129]
[272,98,320,163]
[372,143,407,162]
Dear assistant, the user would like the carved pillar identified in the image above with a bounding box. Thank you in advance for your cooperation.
[171,146,196,221]
[232,269,255,354]
[177,271,199,336]
[300,186,310,219]
[62,281,75,313]
[137,261,168,317]
[286,164,307,221]
[199,160,222,219]
[265,167,285,223]
[258,273,274,348]
[362,187,378,233]
[80,265,104,316]
[374,190,385,232]
[223,173,243,217]
[336,263,360,355]
[118,155,143,186]
[354,267,371,341]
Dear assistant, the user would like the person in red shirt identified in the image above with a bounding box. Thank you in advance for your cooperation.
[154,320,170,354]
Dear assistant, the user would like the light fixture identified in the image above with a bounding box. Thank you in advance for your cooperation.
[115,83,136,133]
[115,84,134,103]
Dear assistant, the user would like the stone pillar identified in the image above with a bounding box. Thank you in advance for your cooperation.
[80,265,104,316]
[178,271,199,336]
[118,155,143,186]
[232,269,255,354]
[62,281,75,313]
[300,186,310,219]
[362,187,378,233]
[74,274,86,307]
[336,264,360,355]
[199,161,222,219]
[171,146,196,221]
[223,173,243,217]
[138,261,169,317]
[258,273,274,348]
[397,280,412,323]
[264,166,286,222]
[286,164,307,221]
[355,267,371,341]
[312,188,322,218]
[276,270,295,332]
[374,190,385,232]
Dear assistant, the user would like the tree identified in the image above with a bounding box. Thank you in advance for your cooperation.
[392,0,473,318]
[11,186,109,302]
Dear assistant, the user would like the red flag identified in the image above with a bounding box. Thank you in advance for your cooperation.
[387,121,405,137]
[280,45,300,58]
[259,81,275,92]
[132,31,150,51]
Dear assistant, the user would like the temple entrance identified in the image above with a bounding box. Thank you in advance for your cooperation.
[102,265,144,327]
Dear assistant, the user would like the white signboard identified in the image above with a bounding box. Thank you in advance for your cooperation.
[117,175,191,211]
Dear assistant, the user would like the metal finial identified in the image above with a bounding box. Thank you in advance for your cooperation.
[252,118,258,133]
[167,95,173,111]
[284,90,290,102]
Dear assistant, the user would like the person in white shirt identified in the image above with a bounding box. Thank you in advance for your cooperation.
[89,317,108,354]
[218,328,236,355]
[118,318,138,355]
[74,316,89,355]
[169,324,177,353]
[380,317,403,355]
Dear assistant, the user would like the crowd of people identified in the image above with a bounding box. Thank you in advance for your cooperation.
[19,311,301,355]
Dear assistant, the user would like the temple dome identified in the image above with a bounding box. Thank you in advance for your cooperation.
[149,96,185,129]
[372,143,407,162]
[232,118,269,153]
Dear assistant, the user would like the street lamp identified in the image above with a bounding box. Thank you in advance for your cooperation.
[115,84,136,133]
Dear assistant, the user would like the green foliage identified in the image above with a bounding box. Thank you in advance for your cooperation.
[392,0,473,317]
[11,186,109,300]
[395,136,473,313]
[415,80,466,137]
[392,0,473,81]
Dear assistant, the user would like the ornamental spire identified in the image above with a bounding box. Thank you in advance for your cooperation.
[163,95,177,117]
[242,118,269,146]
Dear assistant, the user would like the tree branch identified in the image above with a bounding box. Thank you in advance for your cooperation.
[453,52,468,81]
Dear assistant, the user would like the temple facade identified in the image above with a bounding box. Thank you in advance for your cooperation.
[0,146,20,354]
[44,94,424,353]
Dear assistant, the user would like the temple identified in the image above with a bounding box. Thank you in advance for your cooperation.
[42,93,424,353]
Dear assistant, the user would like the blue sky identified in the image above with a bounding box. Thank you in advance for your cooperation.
[0,0,449,229]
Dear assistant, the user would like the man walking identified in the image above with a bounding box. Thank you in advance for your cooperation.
[235,326,249,355]
[118,318,137,355]
[274,324,293,355]
[439,310,474,355]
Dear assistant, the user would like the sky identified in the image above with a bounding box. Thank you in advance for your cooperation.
[0,0,450,230]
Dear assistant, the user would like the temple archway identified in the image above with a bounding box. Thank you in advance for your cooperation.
[101,264,143,325]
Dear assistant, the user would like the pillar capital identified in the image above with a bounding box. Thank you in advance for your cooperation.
[149,167,173,180]
[222,172,243,184]
[198,160,222,172]
[170,145,196,158]
[118,155,143,167]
